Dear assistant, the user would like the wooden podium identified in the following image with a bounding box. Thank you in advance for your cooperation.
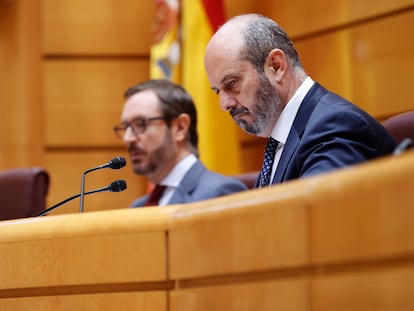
[1,151,414,310]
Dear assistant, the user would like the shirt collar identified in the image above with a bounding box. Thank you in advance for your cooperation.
[161,153,197,187]
[271,76,314,144]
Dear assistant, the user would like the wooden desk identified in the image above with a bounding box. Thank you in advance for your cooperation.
[1,151,414,310]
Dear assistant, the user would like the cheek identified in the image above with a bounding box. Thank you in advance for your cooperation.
[243,69,261,96]
[240,83,259,109]
[139,129,164,150]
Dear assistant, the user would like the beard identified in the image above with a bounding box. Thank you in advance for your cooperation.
[230,72,282,136]
[130,129,176,176]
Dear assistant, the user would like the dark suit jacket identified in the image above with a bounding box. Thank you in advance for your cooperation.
[255,82,396,187]
[131,160,248,207]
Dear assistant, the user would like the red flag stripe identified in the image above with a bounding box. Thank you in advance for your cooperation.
[201,0,226,32]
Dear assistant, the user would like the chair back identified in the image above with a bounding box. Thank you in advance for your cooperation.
[383,111,414,145]
[0,167,50,221]
[231,171,258,189]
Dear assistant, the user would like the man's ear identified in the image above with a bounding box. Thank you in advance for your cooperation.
[172,113,191,142]
[264,48,287,84]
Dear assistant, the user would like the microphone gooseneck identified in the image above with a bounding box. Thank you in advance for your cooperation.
[34,179,127,217]
[79,157,127,213]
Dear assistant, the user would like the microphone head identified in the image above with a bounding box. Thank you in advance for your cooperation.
[108,157,127,169]
[109,180,127,192]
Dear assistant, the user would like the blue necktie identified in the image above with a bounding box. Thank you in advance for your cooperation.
[258,137,278,187]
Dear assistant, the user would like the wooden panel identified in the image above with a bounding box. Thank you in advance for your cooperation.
[224,0,263,18]
[169,190,309,279]
[0,0,43,168]
[0,232,164,288]
[313,265,414,311]
[42,0,154,55]
[0,292,166,311]
[171,279,309,311]
[44,151,147,214]
[238,131,266,172]
[0,208,173,290]
[44,59,149,146]
[296,10,414,119]
[0,207,174,309]
[310,151,414,263]
[263,0,414,37]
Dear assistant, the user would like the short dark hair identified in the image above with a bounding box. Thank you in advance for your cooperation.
[124,79,199,155]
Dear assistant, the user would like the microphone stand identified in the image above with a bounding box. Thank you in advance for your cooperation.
[79,166,104,213]
[36,180,127,217]
[79,157,126,213]
[37,187,106,217]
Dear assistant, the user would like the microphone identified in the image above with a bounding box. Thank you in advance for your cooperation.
[79,157,127,213]
[97,156,127,170]
[35,180,127,217]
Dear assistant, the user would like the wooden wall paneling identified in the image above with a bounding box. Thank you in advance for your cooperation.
[45,151,147,215]
[0,292,167,311]
[224,0,263,17]
[170,279,309,311]
[168,150,414,310]
[350,10,414,119]
[295,10,414,120]
[0,233,166,288]
[0,0,43,168]
[44,59,149,147]
[312,266,414,311]
[238,132,267,172]
[309,155,414,264]
[262,0,414,37]
[0,207,173,309]
[169,190,309,280]
[42,0,155,55]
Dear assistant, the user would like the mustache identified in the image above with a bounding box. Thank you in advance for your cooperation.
[230,107,249,118]
[128,145,145,154]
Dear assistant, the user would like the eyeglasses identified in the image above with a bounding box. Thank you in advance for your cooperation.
[113,116,165,139]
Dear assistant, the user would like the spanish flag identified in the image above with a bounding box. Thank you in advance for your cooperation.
[151,0,241,175]
[150,0,181,81]
[181,0,241,175]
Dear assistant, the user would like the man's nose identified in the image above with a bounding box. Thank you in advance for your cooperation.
[122,126,137,144]
[219,92,237,111]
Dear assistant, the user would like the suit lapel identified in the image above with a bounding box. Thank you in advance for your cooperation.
[272,83,327,184]
[168,160,205,204]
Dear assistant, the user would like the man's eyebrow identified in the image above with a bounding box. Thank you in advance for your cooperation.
[220,74,232,85]
[211,72,239,95]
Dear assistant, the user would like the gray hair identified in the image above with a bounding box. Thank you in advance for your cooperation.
[232,14,303,73]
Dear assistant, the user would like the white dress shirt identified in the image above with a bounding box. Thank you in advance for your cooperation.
[157,153,197,205]
[268,76,315,184]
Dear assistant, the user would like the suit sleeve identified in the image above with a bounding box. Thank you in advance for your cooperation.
[291,108,395,178]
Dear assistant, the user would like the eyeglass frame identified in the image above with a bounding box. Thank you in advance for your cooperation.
[113,116,166,140]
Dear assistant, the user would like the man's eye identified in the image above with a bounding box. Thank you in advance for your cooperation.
[132,120,145,128]
[226,80,237,90]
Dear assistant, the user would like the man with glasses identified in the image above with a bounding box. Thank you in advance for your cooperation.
[114,79,247,207]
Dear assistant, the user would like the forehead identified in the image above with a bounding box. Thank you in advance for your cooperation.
[205,47,256,87]
[122,90,161,120]
[205,29,254,83]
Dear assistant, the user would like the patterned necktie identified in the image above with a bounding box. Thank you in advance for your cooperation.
[144,185,167,206]
[258,137,278,187]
